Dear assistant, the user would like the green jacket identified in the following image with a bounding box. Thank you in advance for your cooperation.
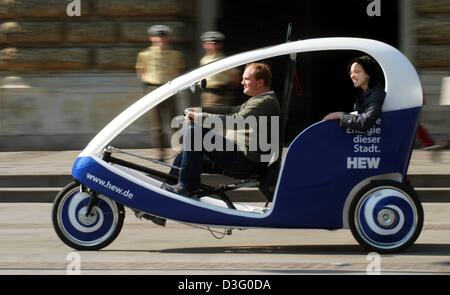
[202,91,281,163]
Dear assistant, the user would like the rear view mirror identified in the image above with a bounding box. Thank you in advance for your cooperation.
[190,78,207,93]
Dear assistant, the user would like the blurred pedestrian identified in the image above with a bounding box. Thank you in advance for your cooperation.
[416,124,441,150]
[199,31,241,107]
[418,77,450,151]
[135,25,185,160]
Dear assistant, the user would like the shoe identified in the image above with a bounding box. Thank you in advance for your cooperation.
[143,214,166,227]
[161,183,199,198]
[133,209,166,227]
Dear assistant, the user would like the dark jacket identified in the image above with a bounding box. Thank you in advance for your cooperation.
[340,84,386,131]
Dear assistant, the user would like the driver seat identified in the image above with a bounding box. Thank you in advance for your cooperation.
[223,152,281,203]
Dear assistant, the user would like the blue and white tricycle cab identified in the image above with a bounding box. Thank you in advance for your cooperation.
[52,38,423,253]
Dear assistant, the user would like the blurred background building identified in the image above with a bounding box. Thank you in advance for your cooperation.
[0,0,448,150]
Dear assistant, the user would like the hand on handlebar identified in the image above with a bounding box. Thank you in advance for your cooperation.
[185,111,199,121]
[184,107,201,115]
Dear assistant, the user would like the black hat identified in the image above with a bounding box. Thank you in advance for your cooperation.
[147,25,172,36]
[201,31,225,43]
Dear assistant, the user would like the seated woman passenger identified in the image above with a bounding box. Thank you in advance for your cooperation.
[323,55,386,130]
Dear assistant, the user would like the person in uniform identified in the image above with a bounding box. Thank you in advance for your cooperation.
[199,31,241,107]
[135,25,185,160]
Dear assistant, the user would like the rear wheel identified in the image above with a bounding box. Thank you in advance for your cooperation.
[52,182,125,250]
[349,180,423,253]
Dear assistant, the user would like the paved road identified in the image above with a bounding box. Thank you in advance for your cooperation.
[0,202,449,275]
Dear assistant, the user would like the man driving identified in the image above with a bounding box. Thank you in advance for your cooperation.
[163,63,281,196]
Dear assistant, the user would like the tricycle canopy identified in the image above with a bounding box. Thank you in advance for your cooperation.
[80,37,423,157]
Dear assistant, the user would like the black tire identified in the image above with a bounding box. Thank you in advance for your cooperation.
[52,181,125,250]
[349,180,423,253]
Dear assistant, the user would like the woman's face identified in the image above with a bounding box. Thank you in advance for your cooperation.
[349,62,370,90]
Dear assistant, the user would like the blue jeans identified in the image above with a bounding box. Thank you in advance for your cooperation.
[169,124,261,189]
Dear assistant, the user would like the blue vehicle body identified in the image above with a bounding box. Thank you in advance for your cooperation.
[72,107,420,229]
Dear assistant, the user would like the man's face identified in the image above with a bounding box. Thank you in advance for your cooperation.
[150,35,169,47]
[202,42,222,54]
[241,66,263,96]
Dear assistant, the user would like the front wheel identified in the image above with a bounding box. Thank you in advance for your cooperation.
[52,182,125,250]
[349,180,423,253]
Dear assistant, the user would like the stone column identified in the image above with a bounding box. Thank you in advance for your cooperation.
[399,0,415,60]
[196,0,219,61]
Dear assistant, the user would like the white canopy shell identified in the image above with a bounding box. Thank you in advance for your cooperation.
[80,37,423,156]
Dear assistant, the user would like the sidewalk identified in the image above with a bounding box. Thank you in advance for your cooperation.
[1,149,450,176]
[0,149,449,202]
